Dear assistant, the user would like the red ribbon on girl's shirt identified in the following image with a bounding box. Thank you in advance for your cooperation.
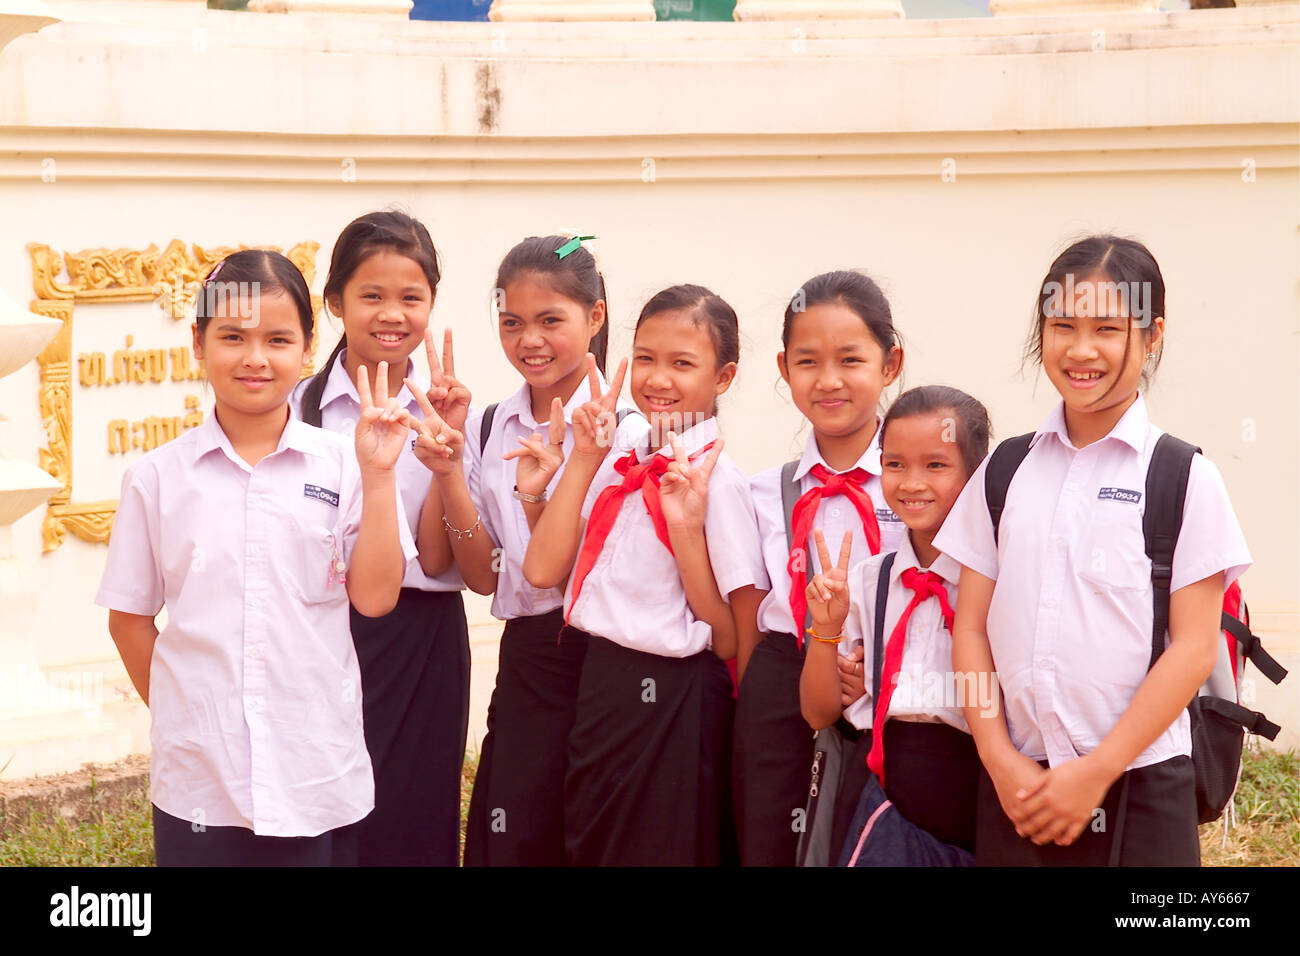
[867,567,955,788]
[566,441,716,624]
[786,464,882,645]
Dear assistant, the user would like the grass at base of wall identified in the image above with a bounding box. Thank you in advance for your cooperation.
[1,750,1294,866]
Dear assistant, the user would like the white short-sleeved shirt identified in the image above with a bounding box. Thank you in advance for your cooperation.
[94,413,417,837]
[565,416,769,658]
[840,533,969,735]
[752,425,906,642]
[291,350,468,592]
[934,395,1252,770]
[463,375,641,622]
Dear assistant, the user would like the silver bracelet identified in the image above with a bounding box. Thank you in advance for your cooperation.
[443,514,481,540]
[513,485,546,505]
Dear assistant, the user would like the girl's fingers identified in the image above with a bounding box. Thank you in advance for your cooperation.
[606,356,628,408]
[404,378,449,436]
[548,396,566,446]
[442,328,455,377]
[813,528,833,573]
[696,439,725,482]
[585,353,602,403]
[837,531,853,572]
[670,431,687,469]
[375,361,390,405]
[424,329,442,384]
[356,363,373,410]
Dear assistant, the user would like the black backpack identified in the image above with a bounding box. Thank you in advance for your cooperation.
[984,432,1286,824]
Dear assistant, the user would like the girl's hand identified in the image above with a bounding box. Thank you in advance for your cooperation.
[838,645,866,707]
[405,377,465,477]
[571,354,628,459]
[1013,753,1117,847]
[805,528,852,636]
[985,746,1050,833]
[424,328,472,433]
[659,432,725,531]
[503,396,566,499]
[355,361,408,473]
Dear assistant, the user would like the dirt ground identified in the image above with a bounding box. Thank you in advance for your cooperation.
[0,755,149,838]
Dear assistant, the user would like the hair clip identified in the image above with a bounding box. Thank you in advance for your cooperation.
[555,235,597,260]
[205,260,226,284]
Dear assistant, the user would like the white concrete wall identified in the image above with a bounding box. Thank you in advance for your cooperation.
[1,4,1296,757]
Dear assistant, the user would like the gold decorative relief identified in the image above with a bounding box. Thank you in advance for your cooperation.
[30,240,322,551]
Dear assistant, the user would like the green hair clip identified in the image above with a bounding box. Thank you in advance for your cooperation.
[555,235,597,260]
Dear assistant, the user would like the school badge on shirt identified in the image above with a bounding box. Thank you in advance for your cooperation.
[304,484,340,507]
[1097,487,1142,504]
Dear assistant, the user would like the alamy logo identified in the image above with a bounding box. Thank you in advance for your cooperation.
[49,886,151,936]
[304,484,340,507]
[1097,487,1142,504]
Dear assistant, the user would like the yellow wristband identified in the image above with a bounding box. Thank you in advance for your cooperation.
[805,626,843,643]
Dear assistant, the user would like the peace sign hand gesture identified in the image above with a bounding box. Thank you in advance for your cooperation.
[658,432,725,532]
[404,376,465,478]
[424,328,472,433]
[354,361,410,474]
[571,353,628,460]
[805,529,853,636]
[502,396,567,500]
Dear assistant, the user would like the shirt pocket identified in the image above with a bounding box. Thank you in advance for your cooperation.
[283,516,342,606]
[1073,515,1149,592]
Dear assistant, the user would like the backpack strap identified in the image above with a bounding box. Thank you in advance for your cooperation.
[871,552,897,707]
[1199,696,1282,742]
[1221,613,1289,685]
[1143,434,1200,671]
[984,433,1034,546]
[779,459,811,633]
[479,403,500,455]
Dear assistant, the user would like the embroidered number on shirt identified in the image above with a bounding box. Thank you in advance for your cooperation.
[304,484,341,507]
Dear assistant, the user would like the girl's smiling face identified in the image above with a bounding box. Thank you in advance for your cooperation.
[498,272,605,395]
[778,303,901,439]
[194,291,310,416]
[880,410,968,538]
[326,249,433,368]
[631,309,737,434]
[1040,272,1164,437]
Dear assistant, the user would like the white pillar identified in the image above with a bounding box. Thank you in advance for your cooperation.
[732,0,903,21]
[488,0,656,21]
[248,0,413,16]
[989,0,1158,15]
[0,0,59,57]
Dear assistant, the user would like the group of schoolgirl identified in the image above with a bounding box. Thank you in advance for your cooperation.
[96,209,1252,868]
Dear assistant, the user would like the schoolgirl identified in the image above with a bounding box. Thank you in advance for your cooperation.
[519,284,768,865]
[451,235,641,867]
[936,236,1251,865]
[734,270,907,866]
[96,250,414,866]
[293,210,469,867]
[800,386,991,860]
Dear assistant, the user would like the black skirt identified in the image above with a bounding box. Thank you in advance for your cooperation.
[975,754,1199,866]
[463,609,584,867]
[348,588,470,867]
[733,631,812,866]
[564,630,735,866]
[878,720,980,852]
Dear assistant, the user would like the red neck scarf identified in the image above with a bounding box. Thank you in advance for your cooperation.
[867,567,955,787]
[566,441,715,624]
[786,463,882,645]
